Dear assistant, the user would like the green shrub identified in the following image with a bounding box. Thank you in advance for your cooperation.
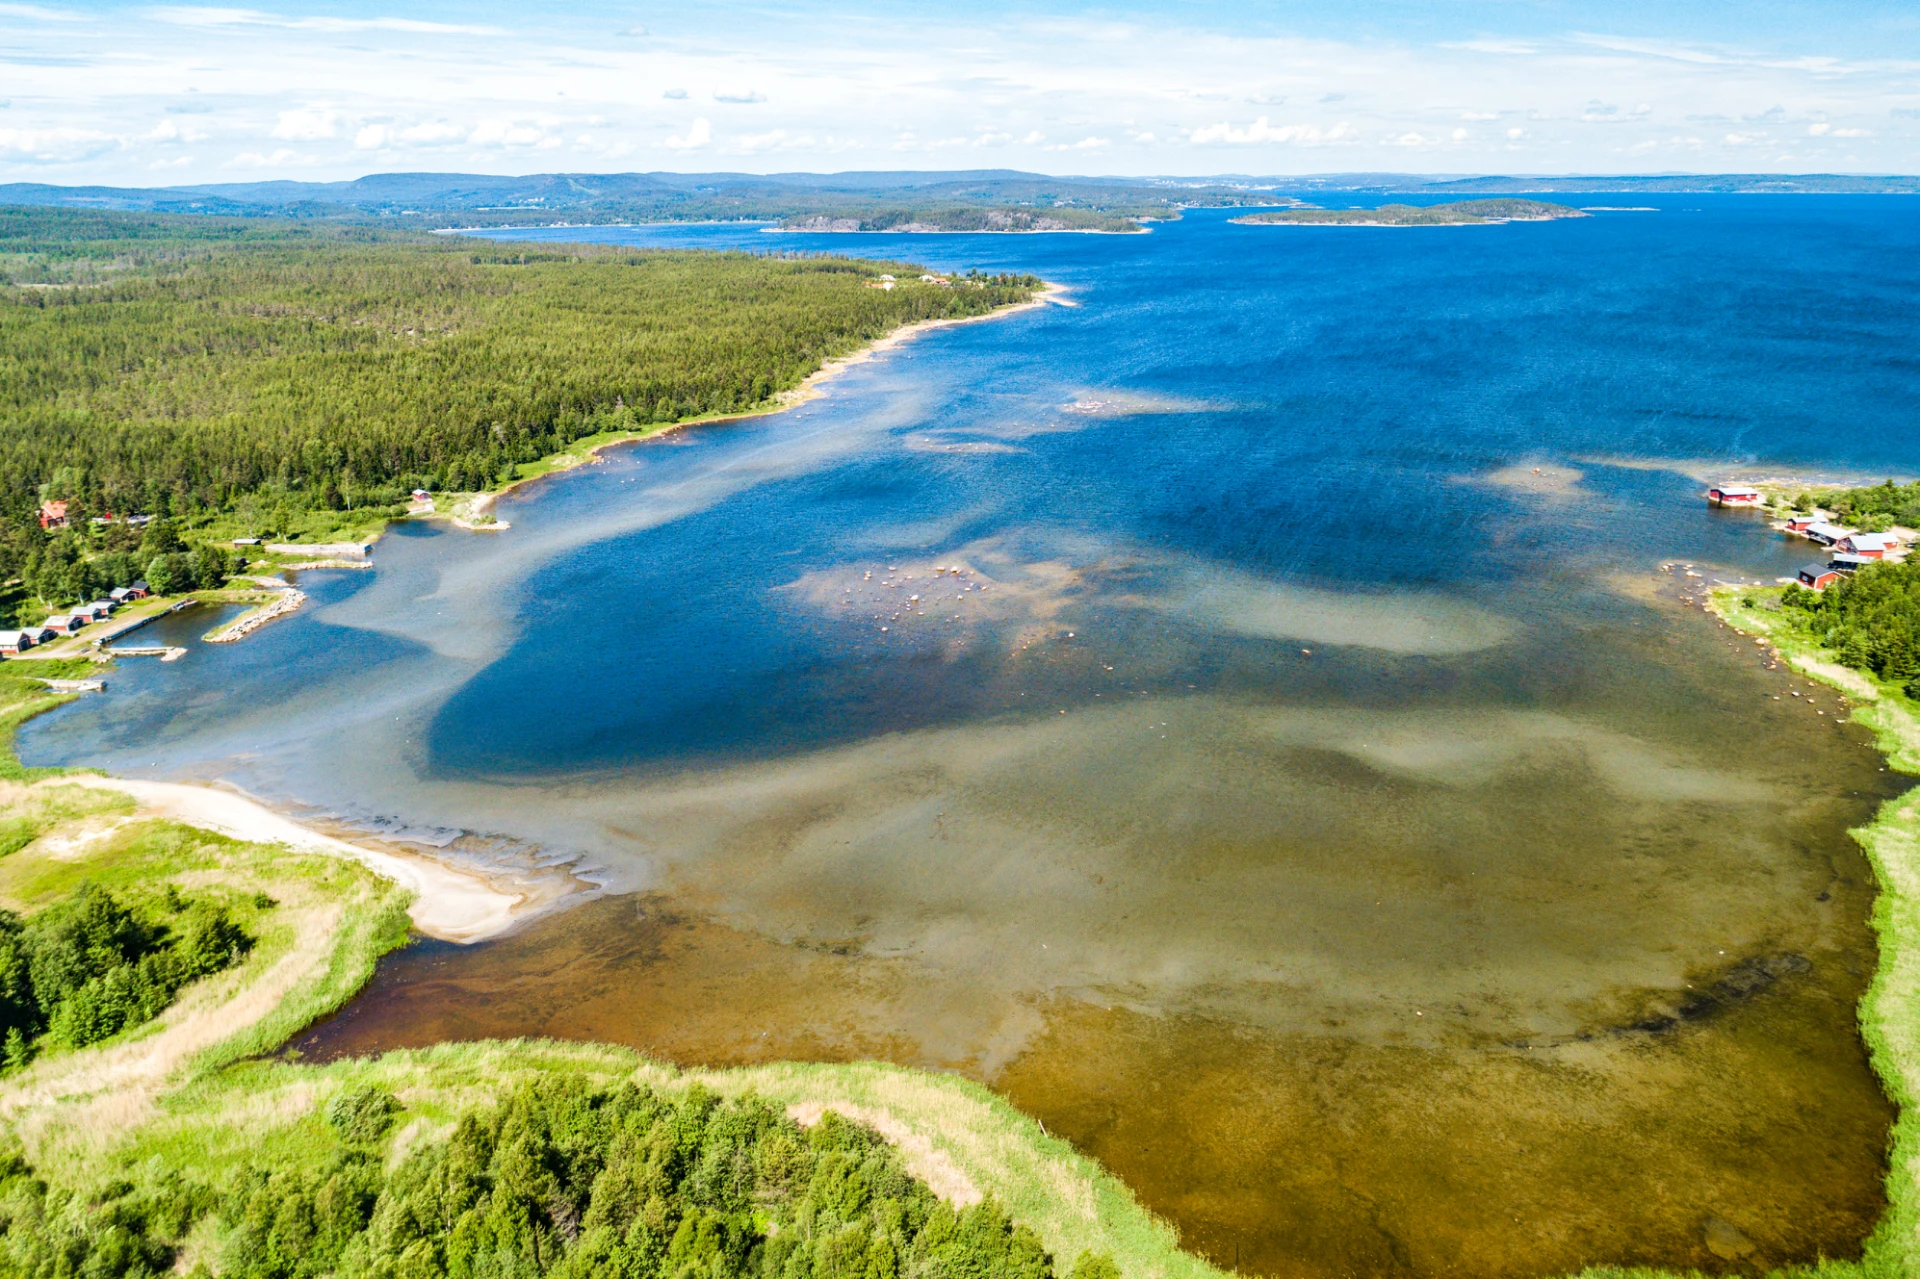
[326,1087,402,1145]
[0,817,34,858]
[0,882,253,1056]
[1071,1251,1122,1279]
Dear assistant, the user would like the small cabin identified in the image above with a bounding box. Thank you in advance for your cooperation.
[1798,564,1842,590]
[1840,532,1897,556]
[1805,522,1853,546]
[0,631,33,655]
[82,601,115,620]
[127,581,150,599]
[1709,485,1763,506]
[20,627,53,645]
[109,587,131,603]
[43,616,82,634]
[411,489,431,502]
[1829,553,1874,574]
[1784,515,1819,532]
[37,499,68,530]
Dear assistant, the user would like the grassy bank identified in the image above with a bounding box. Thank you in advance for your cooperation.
[0,770,1217,1279]
[1706,586,1920,1278]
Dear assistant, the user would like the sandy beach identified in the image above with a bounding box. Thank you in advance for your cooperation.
[457,283,1070,522]
[61,775,535,943]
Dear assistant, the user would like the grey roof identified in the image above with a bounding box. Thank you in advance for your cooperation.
[1830,553,1873,566]
[1799,563,1837,577]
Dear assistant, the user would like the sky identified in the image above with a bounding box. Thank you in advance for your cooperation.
[1,1,1917,185]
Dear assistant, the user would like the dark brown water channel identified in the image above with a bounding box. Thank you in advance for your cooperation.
[295,587,1902,1279]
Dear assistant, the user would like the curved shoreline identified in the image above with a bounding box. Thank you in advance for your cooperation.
[76,286,1066,944]
[1709,586,1920,1273]
[59,775,535,944]
[455,282,1069,522]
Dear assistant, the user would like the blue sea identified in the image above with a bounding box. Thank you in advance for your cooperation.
[25,196,1920,1277]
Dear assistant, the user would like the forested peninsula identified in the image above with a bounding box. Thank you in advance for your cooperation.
[0,208,1038,623]
[1233,198,1587,226]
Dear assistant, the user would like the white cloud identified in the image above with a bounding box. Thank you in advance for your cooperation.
[224,146,313,168]
[147,119,207,143]
[665,117,711,150]
[735,129,791,153]
[1188,117,1355,146]
[0,127,119,163]
[469,120,554,148]
[356,120,467,150]
[149,7,506,35]
[1445,40,1536,56]
[271,106,344,140]
[0,3,84,19]
[1,5,1916,180]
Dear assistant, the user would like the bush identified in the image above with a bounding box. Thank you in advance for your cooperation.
[1072,1252,1122,1279]
[0,883,252,1057]
[326,1086,402,1145]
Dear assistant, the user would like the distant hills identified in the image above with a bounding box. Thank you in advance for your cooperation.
[0,170,1912,231]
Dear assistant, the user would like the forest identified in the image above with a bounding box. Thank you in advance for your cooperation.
[0,880,251,1066]
[0,1076,1115,1279]
[1790,478,1920,532]
[1779,557,1920,695]
[0,207,1038,615]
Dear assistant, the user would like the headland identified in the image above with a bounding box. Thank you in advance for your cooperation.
[1233,198,1588,226]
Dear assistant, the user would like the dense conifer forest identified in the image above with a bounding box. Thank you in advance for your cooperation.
[0,207,1037,615]
[0,1076,1111,1279]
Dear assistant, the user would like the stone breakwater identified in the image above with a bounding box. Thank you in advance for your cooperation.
[206,589,308,643]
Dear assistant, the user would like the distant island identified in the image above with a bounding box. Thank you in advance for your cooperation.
[1233,198,1589,227]
[779,207,1144,234]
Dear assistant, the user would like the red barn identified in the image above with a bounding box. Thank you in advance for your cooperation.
[1709,485,1763,507]
[1797,564,1841,590]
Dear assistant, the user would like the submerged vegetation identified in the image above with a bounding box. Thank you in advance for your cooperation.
[1232,198,1587,226]
[1710,583,1920,1279]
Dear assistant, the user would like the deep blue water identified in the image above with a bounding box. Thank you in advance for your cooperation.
[21,196,1920,1277]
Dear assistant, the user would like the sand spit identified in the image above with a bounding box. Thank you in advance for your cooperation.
[61,776,531,943]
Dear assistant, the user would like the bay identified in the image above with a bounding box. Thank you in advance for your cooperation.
[24,196,1920,1277]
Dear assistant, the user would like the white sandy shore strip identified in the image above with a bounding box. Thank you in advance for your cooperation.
[460,285,1071,524]
[61,776,524,944]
